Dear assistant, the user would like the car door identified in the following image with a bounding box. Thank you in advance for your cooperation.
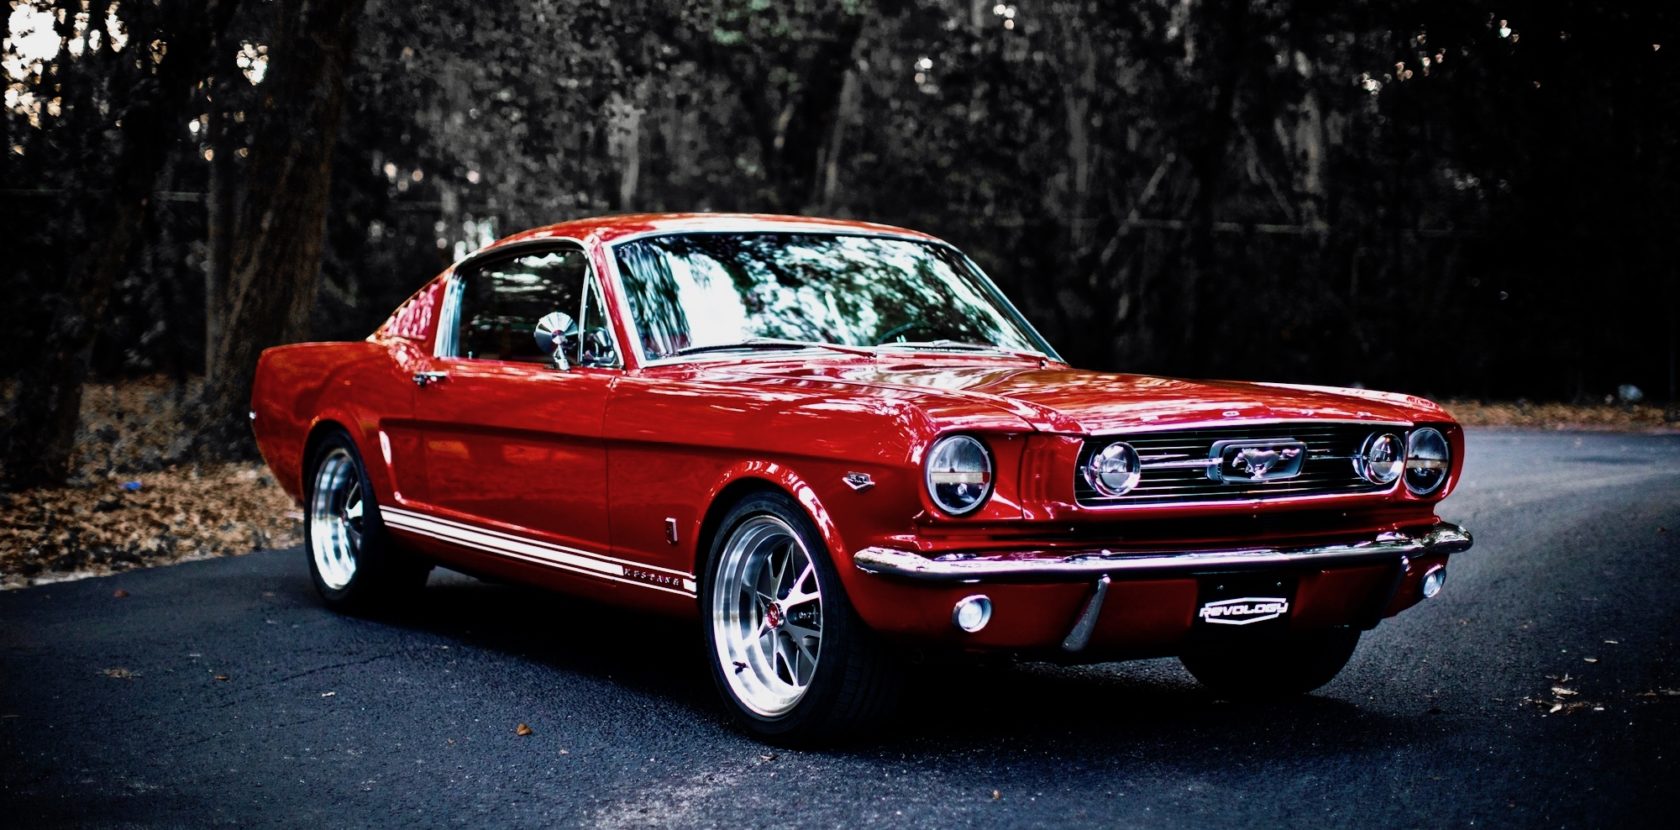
[402,243,621,577]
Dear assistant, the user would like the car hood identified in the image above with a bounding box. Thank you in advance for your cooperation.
[702,359,1452,434]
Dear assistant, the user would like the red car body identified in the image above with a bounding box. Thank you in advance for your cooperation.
[254,213,1468,690]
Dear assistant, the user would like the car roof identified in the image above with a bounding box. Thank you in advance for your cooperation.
[483,213,944,251]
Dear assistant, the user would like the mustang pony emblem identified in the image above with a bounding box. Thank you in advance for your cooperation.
[1232,446,1302,479]
[1208,439,1309,483]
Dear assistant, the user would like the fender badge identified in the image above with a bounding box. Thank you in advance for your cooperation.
[843,472,875,492]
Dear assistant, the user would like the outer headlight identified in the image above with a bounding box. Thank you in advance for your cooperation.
[925,435,994,516]
[1405,427,1451,495]
[1084,441,1141,497]
[1355,432,1404,485]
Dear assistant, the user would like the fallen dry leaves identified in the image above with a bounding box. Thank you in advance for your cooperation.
[1,379,300,589]
[1444,399,1679,432]
[0,463,301,589]
[1525,655,1680,715]
[1523,673,1605,716]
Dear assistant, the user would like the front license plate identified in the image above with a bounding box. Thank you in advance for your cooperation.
[1194,573,1297,631]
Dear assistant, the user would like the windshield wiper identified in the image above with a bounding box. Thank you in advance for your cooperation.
[670,338,874,358]
[874,340,1045,360]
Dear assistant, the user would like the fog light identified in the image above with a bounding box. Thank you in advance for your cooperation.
[1421,566,1447,599]
[952,595,993,633]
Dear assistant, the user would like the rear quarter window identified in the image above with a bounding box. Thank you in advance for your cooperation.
[381,278,445,343]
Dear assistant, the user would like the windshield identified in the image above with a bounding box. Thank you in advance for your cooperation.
[611,232,1058,362]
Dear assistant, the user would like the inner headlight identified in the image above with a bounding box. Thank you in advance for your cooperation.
[1355,432,1404,485]
[1405,427,1451,495]
[1084,441,1141,497]
[925,435,994,516]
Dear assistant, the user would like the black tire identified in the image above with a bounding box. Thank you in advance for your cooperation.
[303,430,430,613]
[1179,628,1360,700]
[699,491,901,744]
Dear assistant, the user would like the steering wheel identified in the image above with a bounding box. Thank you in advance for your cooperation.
[873,320,943,345]
[579,328,616,366]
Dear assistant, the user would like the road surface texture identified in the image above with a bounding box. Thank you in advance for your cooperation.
[3,429,1677,828]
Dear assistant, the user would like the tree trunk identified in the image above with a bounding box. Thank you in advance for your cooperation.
[1174,0,1252,372]
[812,60,860,212]
[607,85,646,211]
[0,4,9,192]
[198,0,367,457]
[204,33,245,381]
[0,0,237,490]
[726,15,865,213]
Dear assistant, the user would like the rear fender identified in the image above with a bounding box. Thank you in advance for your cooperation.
[252,340,415,506]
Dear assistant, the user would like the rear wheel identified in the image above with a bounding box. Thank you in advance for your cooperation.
[305,431,429,612]
[701,491,900,743]
[1179,628,1360,700]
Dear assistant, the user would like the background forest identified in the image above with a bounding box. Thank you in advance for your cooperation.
[3,0,1678,491]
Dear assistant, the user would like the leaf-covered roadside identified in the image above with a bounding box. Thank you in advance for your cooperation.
[1443,400,1680,432]
[0,463,300,590]
[1,379,299,589]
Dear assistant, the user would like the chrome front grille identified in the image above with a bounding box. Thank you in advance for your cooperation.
[1075,422,1404,506]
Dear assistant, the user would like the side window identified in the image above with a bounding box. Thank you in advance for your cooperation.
[450,247,620,368]
[452,249,576,363]
[577,275,619,368]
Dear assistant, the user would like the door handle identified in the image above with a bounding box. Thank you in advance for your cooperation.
[412,371,449,388]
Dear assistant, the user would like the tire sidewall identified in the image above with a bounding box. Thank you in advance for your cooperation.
[699,491,864,739]
[303,431,390,607]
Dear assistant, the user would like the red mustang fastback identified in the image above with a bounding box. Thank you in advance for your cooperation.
[252,213,1471,741]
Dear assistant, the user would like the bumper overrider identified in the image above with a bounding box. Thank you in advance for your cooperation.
[850,522,1472,653]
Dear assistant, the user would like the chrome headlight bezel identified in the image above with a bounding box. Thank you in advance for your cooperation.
[924,435,995,516]
[1355,432,1405,486]
[1404,427,1451,496]
[1083,441,1142,497]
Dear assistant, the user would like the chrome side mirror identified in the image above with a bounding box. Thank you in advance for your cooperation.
[534,311,576,370]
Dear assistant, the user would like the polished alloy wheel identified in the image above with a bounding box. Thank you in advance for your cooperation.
[711,514,825,718]
[309,447,364,591]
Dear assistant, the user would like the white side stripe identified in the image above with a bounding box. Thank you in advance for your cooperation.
[385,506,694,578]
[381,506,698,597]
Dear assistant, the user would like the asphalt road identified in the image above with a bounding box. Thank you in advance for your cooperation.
[3,429,1678,828]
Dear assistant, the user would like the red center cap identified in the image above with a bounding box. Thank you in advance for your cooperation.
[766,602,784,630]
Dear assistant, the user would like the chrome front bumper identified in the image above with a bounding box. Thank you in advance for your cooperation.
[852,522,1473,583]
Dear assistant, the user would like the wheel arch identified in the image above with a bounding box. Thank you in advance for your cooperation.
[692,461,849,580]
[301,418,355,497]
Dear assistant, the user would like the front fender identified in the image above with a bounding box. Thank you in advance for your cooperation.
[693,460,852,576]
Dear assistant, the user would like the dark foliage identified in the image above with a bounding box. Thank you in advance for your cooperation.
[3,0,1677,484]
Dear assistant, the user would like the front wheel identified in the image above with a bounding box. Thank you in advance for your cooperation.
[1179,628,1360,700]
[304,431,430,612]
[700,491,900,743]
